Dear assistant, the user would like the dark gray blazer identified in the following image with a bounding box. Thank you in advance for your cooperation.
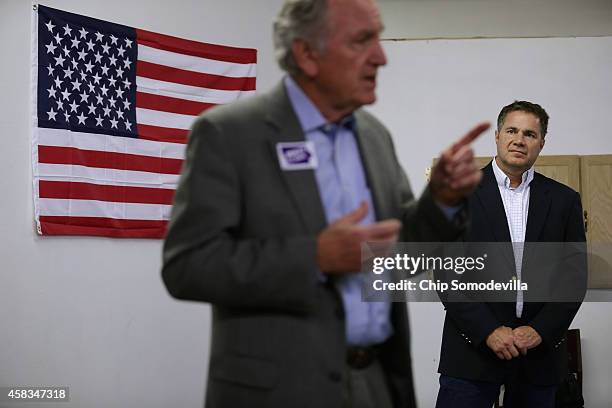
[438,162,586,386]
[162,82,464,408]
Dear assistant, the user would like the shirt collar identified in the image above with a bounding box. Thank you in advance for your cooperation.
[284,75,355,134]
[492,157,534,190]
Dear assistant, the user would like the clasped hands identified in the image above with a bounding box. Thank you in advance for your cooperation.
[486,325,542,360]
[316,122,491,275]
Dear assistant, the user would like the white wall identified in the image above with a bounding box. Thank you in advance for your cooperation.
[1,0,610,407]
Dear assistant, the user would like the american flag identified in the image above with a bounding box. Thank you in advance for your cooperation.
[32,5,257,238]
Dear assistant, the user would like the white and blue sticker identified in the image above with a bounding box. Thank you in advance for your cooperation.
[276,141,318,171]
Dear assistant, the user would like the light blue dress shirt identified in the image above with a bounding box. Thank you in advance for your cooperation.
[284,76,393,346]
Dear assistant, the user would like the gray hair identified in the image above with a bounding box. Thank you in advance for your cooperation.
[273,0,330,75]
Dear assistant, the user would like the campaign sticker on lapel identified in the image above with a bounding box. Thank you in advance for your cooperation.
[276,141,318,171]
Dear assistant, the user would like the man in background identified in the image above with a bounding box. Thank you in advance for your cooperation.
[436,101,586,408]
[162,0,488,407]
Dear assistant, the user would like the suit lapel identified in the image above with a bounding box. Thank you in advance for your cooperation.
[263,83,327,235]
[475,163,515,269]
[525,173,551,242]
[353,110,391,221]
[475,164,512,242]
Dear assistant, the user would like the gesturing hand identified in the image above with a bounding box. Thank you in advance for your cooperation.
[430,122,491,206]
[316,201,401,275]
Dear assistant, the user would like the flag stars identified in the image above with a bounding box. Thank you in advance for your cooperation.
[79,90,89,103]
[124,120,132,131]
[108,55,117,66]
[47,87,57,99]
[45,20,55,33]
[84,61,94,73]
[78,27,88,39]
[116,46,125,57]
[95,32,104,42]
[108,96,117,108]
[92,72,102,84]
[100,64,110,76]
[53,76,63,88]
[54,33,62,44]
[70,59,79,70]
[63,112,71,122]
[124,38,133,48]
[62,67,74,78]
[87,103,97,115]
[68,100,79,113]
[108,76,117,87]
[95,115,104,127]
[47,65,54,76]
[109,34,118,45]
[93,51,103,63]
[87,82,96,93]
[76,112,87,125]
[100,84,109,96]
[115,87,125,99]
[109,117,118,128]
[60,88,71,101]
[62,24,72,37]
[70,78,82,91]
[62,45,71,56]
[54,54,66,66]
[85,39,95,51]
[122,78,132,89]
[95,94,104,105]
[70,37,80,48]
[101,43,111,54]
[116,108,124,119]
[77,49,87,60]
[116,67,124,77]
[79,71,88,81]
[102,106,111,117]
[45,42,57,54]
[47,108,57,120]
[123,58,132,69]
[122,99,131,110]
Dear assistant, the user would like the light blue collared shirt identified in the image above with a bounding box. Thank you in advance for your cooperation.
[284,76,392,346]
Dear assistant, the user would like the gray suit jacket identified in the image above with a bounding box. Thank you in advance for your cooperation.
[162,82,464,408]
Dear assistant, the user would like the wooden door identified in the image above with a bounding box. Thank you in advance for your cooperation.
[580,155,612,288]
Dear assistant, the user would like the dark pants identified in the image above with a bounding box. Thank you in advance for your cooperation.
[435,375,557,408]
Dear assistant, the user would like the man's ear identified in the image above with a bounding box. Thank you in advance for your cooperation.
[540,137,545,150]
[495,129,499,144]
[292,39,319,78]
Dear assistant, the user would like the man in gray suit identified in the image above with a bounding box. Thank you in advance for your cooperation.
[162,0,488,407]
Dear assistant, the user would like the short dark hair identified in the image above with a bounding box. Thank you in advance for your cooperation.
[497,100,549,137]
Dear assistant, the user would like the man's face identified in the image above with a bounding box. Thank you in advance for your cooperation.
[495,110,545,173]
[312,0,386,112]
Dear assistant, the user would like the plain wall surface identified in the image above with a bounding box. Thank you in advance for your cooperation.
[1,0,611,407]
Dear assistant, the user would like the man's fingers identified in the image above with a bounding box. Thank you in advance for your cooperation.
[508,344,520,358]
[363,219,402,240]
[495,352,506,360]
[449,169,482,190]
[501,349,513,360]
[335,201,369,226]
[450,122,491,153]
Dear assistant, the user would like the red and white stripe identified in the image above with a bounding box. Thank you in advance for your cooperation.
[34,25,256,238]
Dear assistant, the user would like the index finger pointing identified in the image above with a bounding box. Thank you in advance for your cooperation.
[451,122,491,153]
